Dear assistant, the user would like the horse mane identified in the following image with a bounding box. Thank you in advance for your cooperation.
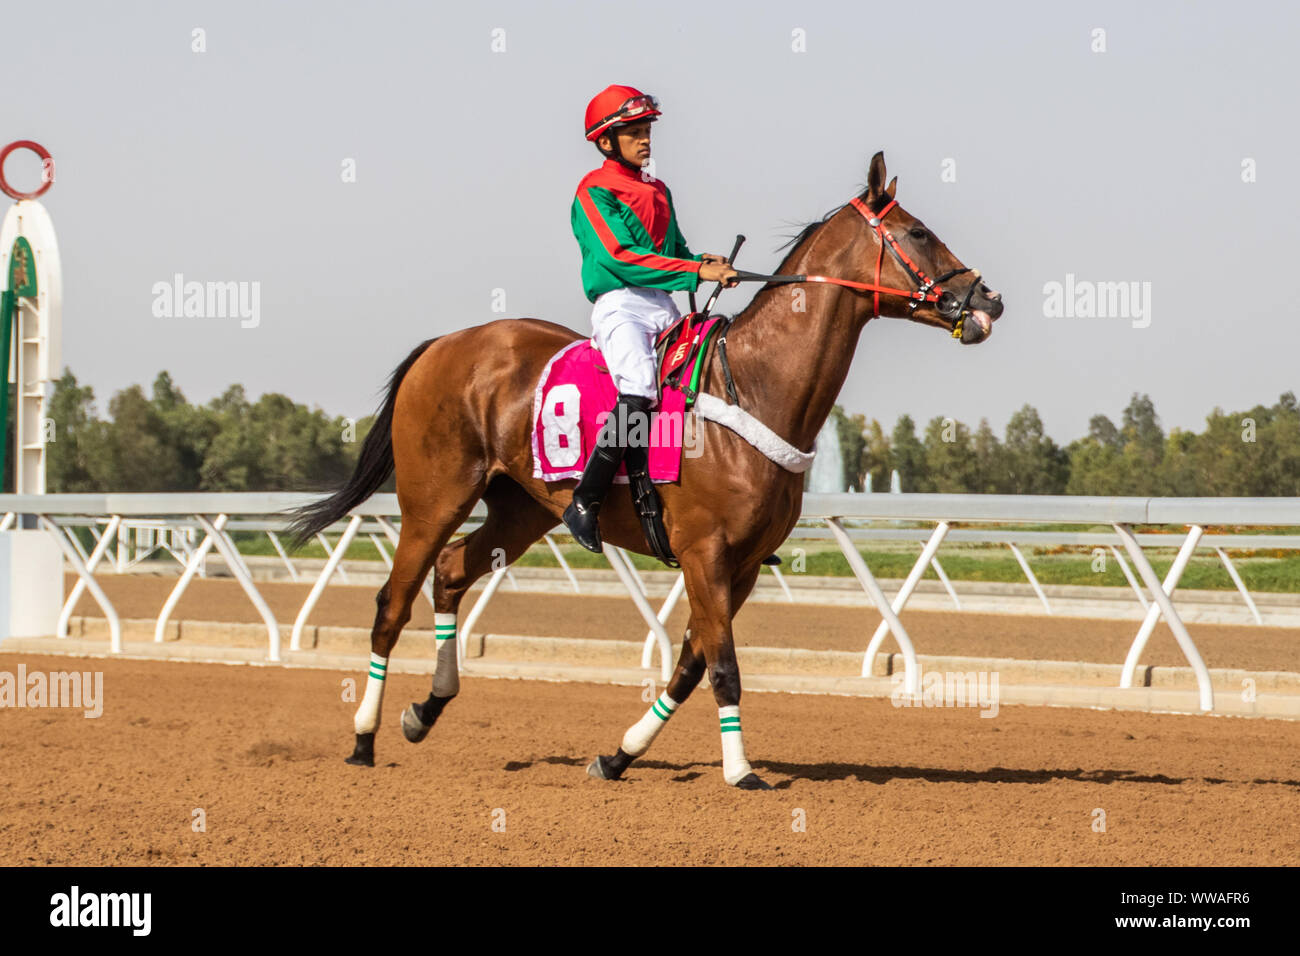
[775,207,844,256]
[766,182,892,280]
[727,178,891,326]
[774,183,887,254]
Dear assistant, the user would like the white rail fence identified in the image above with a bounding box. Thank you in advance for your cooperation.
[4,492,1300,713]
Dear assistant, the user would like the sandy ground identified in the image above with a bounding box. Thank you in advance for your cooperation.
[1,653,1297,866]
[68,573,1300,672]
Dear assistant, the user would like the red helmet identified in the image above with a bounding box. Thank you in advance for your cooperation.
[584,85,661,142]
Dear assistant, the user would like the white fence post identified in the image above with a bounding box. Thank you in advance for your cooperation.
[195,514,281,663]
[41,515,122,653]
[58,514,121,638]
[825,517,920,691]
[1007,542,1052,614]
[1214,547,1263,625]
[291,514,363,652]
[1113,524,1213,712]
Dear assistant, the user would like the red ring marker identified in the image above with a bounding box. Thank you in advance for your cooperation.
[0,141,54,200]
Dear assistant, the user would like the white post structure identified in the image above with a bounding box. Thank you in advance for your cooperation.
[58,514,122,638]
[929,556,962,610]
[1214,547,1263,625]
[543,534,582,594]
[862,521,951,661]
[824,517,920,689]
[0,143,61,498]
[1114,523,1214,712]
[1007,542,1053,614]
[1110,545,1150,611]
[604,544,673,681]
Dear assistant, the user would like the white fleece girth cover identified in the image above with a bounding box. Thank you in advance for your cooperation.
[694,393,816,474]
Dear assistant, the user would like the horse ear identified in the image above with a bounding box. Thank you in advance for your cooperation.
[885,176,897,199]
[866,151,888,199]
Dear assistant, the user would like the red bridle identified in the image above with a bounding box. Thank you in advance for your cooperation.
[729,195,981,338]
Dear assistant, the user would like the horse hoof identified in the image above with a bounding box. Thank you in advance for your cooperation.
[587,748,634,781]
[734,772,772,791]
[402,704,433,743]
[345,732,375,767]
[587,755,623,780]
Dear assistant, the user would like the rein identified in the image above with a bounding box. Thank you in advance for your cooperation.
[727,196,981,340]
[697,193,983,410]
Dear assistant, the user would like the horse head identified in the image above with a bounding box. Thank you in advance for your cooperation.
[854,151,1003,344]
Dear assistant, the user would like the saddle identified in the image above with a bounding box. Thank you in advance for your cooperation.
[625,313,731,567]
[532,314,729,568]
[654,311,729,406]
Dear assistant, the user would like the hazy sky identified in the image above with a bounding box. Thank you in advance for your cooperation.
[6,0,1298,443]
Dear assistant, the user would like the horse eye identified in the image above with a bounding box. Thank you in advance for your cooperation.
[910,228,928,241]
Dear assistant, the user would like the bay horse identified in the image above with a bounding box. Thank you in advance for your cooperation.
[289,151,1003,789]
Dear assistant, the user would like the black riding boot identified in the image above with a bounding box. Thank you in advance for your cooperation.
[562,393,654,553]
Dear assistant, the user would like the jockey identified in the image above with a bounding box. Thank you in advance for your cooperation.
[563,84,738,552]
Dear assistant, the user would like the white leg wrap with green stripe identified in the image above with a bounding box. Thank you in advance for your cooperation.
[433,613,459,697]
[621,692,679,757]
[719,705,753,784]
[354,653,388,734]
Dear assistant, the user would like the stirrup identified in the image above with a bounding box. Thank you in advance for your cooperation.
[627,467,678,568]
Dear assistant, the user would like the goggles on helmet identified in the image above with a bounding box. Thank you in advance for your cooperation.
[586,94,660,138]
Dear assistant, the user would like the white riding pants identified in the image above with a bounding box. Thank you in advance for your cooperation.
[590,287,682,401]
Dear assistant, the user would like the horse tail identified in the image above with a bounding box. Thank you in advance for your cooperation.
[284,337,437,548]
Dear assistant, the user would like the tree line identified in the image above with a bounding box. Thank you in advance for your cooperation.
[828,392,1300,496]
[5,370,375,494]
[3,371,1297,497]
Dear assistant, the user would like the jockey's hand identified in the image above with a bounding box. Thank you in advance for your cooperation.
[699,253,730,265]
[700,262,739,287]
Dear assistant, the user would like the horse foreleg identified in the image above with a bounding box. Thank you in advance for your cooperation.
[696,555,770,790]
[587,629,707,781]
[711,644,769,784]
[588,550,770,790]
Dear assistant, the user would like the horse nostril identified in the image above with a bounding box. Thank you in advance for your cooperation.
[985,288,1002,302]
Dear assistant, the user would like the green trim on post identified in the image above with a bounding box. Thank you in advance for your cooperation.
[1,237,37,492]
[0,290,13,491]
[8,237,37,297]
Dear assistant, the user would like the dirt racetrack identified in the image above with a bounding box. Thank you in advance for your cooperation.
[2,652,1298,866]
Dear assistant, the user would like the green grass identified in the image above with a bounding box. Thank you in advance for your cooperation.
[210,528,1300,593]
[769,547,1300,592]
[531,540,1300,592]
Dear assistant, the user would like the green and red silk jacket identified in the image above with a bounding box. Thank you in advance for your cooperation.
[571,158,704,303]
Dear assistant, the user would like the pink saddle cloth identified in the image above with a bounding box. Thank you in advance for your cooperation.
[531,319,721,484]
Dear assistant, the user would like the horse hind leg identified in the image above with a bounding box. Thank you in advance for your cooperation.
[345,498,477,767]
[400,476,560,745]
